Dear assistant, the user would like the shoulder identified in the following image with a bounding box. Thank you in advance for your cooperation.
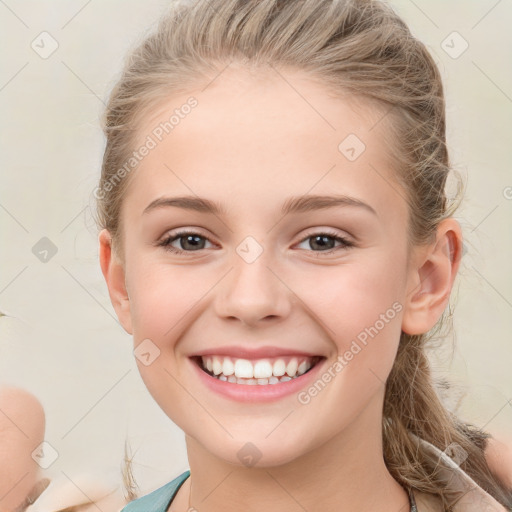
[121,470,190,512]
[485,435,512,489]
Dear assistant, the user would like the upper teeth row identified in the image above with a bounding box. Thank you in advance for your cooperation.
[201,356,313,379]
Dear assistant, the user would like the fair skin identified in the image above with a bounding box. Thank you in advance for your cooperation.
[99,66,462,512]
[487,436,512,490]
[0,387,46,512]
[0,386,129,512]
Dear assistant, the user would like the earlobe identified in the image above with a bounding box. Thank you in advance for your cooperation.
[98,229,133,334]
[401,219,463,336]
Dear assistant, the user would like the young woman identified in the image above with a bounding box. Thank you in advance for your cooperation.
[95,0,512,510]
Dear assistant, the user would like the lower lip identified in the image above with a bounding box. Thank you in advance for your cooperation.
[189,357,327,403]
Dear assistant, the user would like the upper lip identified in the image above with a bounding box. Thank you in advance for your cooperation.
[189,346,324,359]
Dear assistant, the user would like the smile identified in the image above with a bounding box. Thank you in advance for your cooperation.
[191,355,324,385]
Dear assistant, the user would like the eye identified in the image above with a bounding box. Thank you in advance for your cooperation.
[157,229,353,255]
[296,230,354,254]
[157,230,214,254]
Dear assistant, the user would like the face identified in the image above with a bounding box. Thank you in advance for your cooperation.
[103,66,421,467]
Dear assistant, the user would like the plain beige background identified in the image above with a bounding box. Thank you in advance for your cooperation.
[1,0,511,494]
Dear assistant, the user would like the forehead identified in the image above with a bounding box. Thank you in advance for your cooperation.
[124,66,407,224]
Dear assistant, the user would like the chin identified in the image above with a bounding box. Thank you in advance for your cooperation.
[202,431,312,469]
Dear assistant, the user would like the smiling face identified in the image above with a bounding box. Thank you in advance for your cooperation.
[101,65,421,467]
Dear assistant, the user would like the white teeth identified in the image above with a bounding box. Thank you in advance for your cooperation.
[253,360,273,379]
[297,360,311,376]
[212,356,223,375]
[199,355,319,384]
[234,359,254,378]
[272,359,286,376]
[285,359,298,377]
[222,357,234,376]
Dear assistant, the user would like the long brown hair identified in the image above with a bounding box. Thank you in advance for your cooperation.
[96,0,512,508]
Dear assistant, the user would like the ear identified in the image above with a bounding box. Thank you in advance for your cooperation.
[401,218,463,335]
[98,229,133,334]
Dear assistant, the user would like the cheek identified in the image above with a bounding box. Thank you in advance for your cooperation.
[293,252,406,370]
[125,259,201,426]
[126,259,206,342]
[289,259,405,430]
[305,252,404,309]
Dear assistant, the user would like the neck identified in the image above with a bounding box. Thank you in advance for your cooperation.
[182,393,410,512]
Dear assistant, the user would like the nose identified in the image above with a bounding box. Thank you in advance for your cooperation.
[214,250,292,327]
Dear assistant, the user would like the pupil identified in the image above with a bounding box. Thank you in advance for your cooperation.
[311,235,334,251]
[182,235,204,250]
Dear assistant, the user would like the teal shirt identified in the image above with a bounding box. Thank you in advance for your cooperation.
[121,470,190,512]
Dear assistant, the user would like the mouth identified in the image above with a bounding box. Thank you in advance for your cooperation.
[190,354,324,385]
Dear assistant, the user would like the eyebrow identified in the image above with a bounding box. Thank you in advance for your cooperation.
[143,194,377,217]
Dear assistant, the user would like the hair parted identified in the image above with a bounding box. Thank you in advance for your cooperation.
[96,0,511,508]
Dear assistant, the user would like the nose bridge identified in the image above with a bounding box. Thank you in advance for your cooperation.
[215,239,291,325]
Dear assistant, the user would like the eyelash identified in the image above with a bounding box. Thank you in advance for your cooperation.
[157,229,354,255]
